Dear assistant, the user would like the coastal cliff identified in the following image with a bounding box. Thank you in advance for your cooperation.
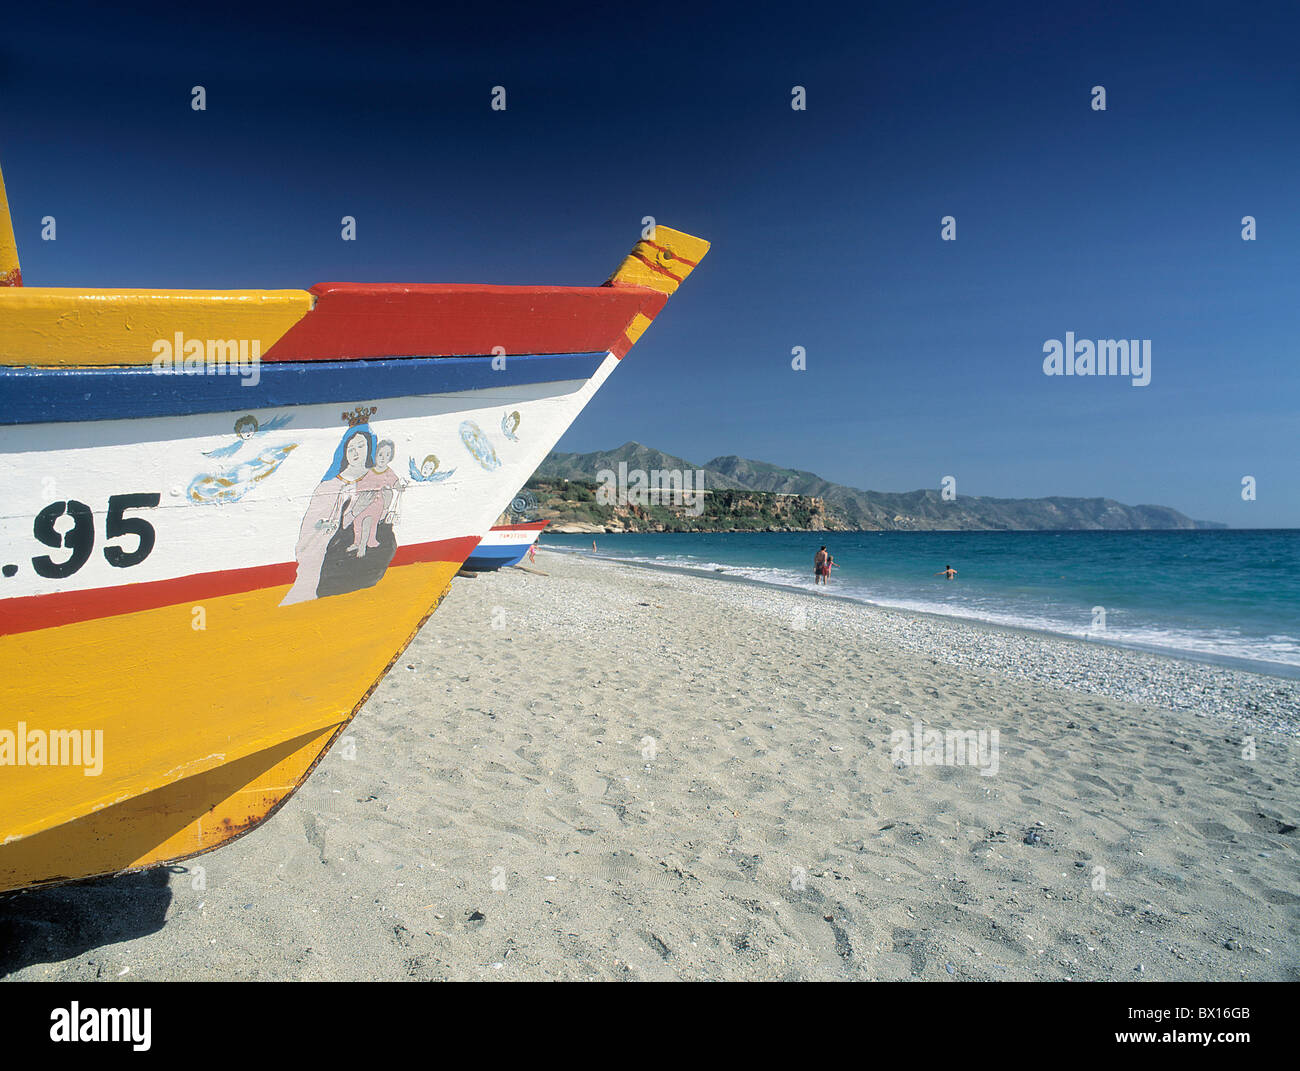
[530,443,1225,532]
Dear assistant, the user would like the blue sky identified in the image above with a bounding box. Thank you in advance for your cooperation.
[2,1,1296,525]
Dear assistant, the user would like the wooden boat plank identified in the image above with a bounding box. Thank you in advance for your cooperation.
[0,352,607,425]
[264,283,669,362]
[0,288,314,366]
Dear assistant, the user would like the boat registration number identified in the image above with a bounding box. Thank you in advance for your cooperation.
[12,493,161,581]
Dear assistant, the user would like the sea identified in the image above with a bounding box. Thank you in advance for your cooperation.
[540,530,1300,679]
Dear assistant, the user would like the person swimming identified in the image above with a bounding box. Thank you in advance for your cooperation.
[934,564,958,579]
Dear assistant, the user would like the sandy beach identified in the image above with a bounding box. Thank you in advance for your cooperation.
[3,549,1297,981]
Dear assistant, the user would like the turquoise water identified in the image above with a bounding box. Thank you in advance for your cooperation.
[540,530,1300,677]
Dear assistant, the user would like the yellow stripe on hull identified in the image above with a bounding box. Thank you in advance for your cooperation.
[0,558,460,892]
[0,287,314,366]
[605,226,711,295]
[0,724,342,891]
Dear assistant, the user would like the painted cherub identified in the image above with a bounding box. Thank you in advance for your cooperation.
[344,439,404,557]
[408,453,456,483]
[203,413,293,459]
[189,412,298,505]
[501,410,521,441]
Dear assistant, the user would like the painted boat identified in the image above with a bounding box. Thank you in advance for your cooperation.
[463,520,550,571]
[0,163,708,892]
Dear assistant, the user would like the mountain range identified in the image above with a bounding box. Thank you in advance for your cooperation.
[534,442,1225,531]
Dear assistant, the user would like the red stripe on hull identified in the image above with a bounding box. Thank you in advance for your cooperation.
[643,239,699,268]
[611,332,635,359]
[628,250,684,283]
[0,536,481,637]
[262,284,667,362]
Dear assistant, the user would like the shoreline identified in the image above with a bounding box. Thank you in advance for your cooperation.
[592,551,1300,733]
[546,543,1300,686]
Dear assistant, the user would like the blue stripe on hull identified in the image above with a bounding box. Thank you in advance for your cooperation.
[463,547,531,571]
[0,352,606,425]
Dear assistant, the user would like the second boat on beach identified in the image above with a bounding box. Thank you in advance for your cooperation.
[464,521,550,571]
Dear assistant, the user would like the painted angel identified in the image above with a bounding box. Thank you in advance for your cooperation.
[188,412,298,504]
[408,454,456,483]
[187,444,299,505]
[203,413,294,459]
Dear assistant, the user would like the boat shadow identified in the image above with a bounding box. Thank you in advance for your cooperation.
[0,868,172,978]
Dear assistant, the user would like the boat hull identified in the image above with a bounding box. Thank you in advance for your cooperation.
[463,521,549,571]
[0,214,709,892]
[0,361,615,891]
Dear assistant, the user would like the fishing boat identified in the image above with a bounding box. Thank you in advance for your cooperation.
[463,520,550,571]
[0,162,708,892]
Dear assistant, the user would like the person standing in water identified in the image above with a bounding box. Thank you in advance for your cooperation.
[934,564,958,579]
[814,546,829,586]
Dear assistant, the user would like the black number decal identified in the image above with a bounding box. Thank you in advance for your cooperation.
[32,500,95,578]
[103,493,161,568]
